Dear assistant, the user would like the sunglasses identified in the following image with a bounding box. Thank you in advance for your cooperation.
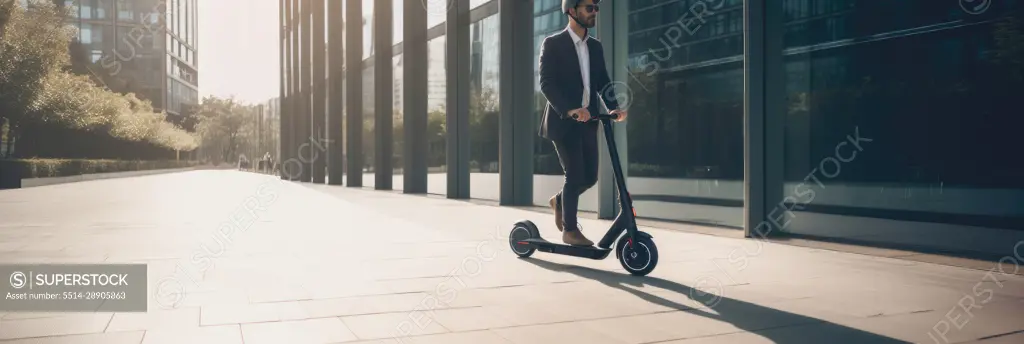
[577,4,600,13]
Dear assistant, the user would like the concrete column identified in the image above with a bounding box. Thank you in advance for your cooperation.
[289,0,302,180]
[446,0,470,199]
[374,0,393,190]
[297,0,312,182]
[402,0,428,193]
[257,106,263,162]
[498,0,534,206]
[279,0,290,180]
[743,0,784,238]
[311,0,327,183]
[327,0,344,185]
[743,0,765,238]
[764,0,786,236]
[345,0,363,187]
[596,0,629,219]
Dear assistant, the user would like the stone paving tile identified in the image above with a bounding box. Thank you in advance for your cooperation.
[303,281,413,300]
[655,322,907,344]
[2,313,71,321]
[0,314,113,341]
[245,283,314,303]
[138,324,242,344]
[199,301,310,326]
[240,317,359,344]
[104,308,200,332]
[339,330,513,344]
[424,305,537,332]
[340,312,449,340]
[960,331,1024,344]
[0,331,144,344]
[757,293,1024,344]
[490,321,630,344]
[157,290,250,310]
[298,292,454,318]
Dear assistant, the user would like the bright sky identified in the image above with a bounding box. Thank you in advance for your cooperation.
[198,0,279,105]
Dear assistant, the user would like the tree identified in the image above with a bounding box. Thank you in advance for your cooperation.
[0,0,196,159]
[0,0,15,40]
[194,96,260,164]
[0,0,74,154]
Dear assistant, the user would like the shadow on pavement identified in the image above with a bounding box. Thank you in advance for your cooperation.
[523,259,911,344]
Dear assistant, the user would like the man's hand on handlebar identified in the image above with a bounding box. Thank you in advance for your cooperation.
[569,108,591,122]
[609,109,628,122]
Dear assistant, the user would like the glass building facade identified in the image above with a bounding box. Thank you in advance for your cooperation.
[55,0,199,118]
[284,0,1023,258]
[164,0,199,116]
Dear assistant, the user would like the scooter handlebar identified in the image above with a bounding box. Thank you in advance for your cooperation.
[570,113,619,122]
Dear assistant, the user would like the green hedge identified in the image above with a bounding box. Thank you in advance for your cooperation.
[1,159,202,179]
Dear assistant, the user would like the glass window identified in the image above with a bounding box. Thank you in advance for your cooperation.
[781,0,1024,224]
[177,0,182,39]
[140,31,154,50]
[470,0,489,10]
[117,26,129,53]
[393,53,404,189]
[81,1,92,19]
[194,0,198,47]
[179,0,186,45]
[96,0,110,19]
[427,35,447,195]
[427,0,446,27]
[362,59,375,186]
[117,0,132,20]
[613,0,745,226]
[363,0,373,59]
[468,14,500,201]
[97,24,111,46]
[81,23,93,44]
[393,0,403,44]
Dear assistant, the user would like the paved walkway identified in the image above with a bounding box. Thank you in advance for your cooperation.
[0,170,1021,343]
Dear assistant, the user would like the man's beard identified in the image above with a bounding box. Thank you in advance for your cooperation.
[575,14,596,28]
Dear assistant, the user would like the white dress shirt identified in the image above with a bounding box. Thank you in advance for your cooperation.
[568,27,590,110]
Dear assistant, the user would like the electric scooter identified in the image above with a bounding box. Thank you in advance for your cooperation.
[508,113,659,276]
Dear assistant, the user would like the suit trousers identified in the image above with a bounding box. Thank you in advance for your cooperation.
[552,123,599,231]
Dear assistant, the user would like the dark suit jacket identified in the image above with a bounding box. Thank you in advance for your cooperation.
[537,28,619,141]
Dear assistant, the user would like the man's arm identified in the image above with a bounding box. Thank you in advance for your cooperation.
[539,37,577,118]
[592,42,619,112]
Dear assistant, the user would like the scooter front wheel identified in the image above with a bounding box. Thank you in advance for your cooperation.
[509,221,539,258]
[616,232,658,276]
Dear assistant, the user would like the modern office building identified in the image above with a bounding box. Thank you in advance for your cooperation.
[281,0,1023,258]
[55,0,199,121]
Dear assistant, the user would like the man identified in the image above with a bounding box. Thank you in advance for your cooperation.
[538,0,627,247]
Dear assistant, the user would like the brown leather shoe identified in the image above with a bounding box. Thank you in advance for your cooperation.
[549,195,564,232]
[562,228,594,246]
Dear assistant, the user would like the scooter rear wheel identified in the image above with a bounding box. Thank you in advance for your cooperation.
[616,232,658,276]
[509,221,539,258]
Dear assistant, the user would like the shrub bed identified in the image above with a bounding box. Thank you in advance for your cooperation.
[1,159,202,179]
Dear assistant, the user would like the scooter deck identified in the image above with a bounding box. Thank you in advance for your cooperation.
[519,238,612,260]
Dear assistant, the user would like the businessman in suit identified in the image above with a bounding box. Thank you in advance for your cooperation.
[538,0,627,247]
